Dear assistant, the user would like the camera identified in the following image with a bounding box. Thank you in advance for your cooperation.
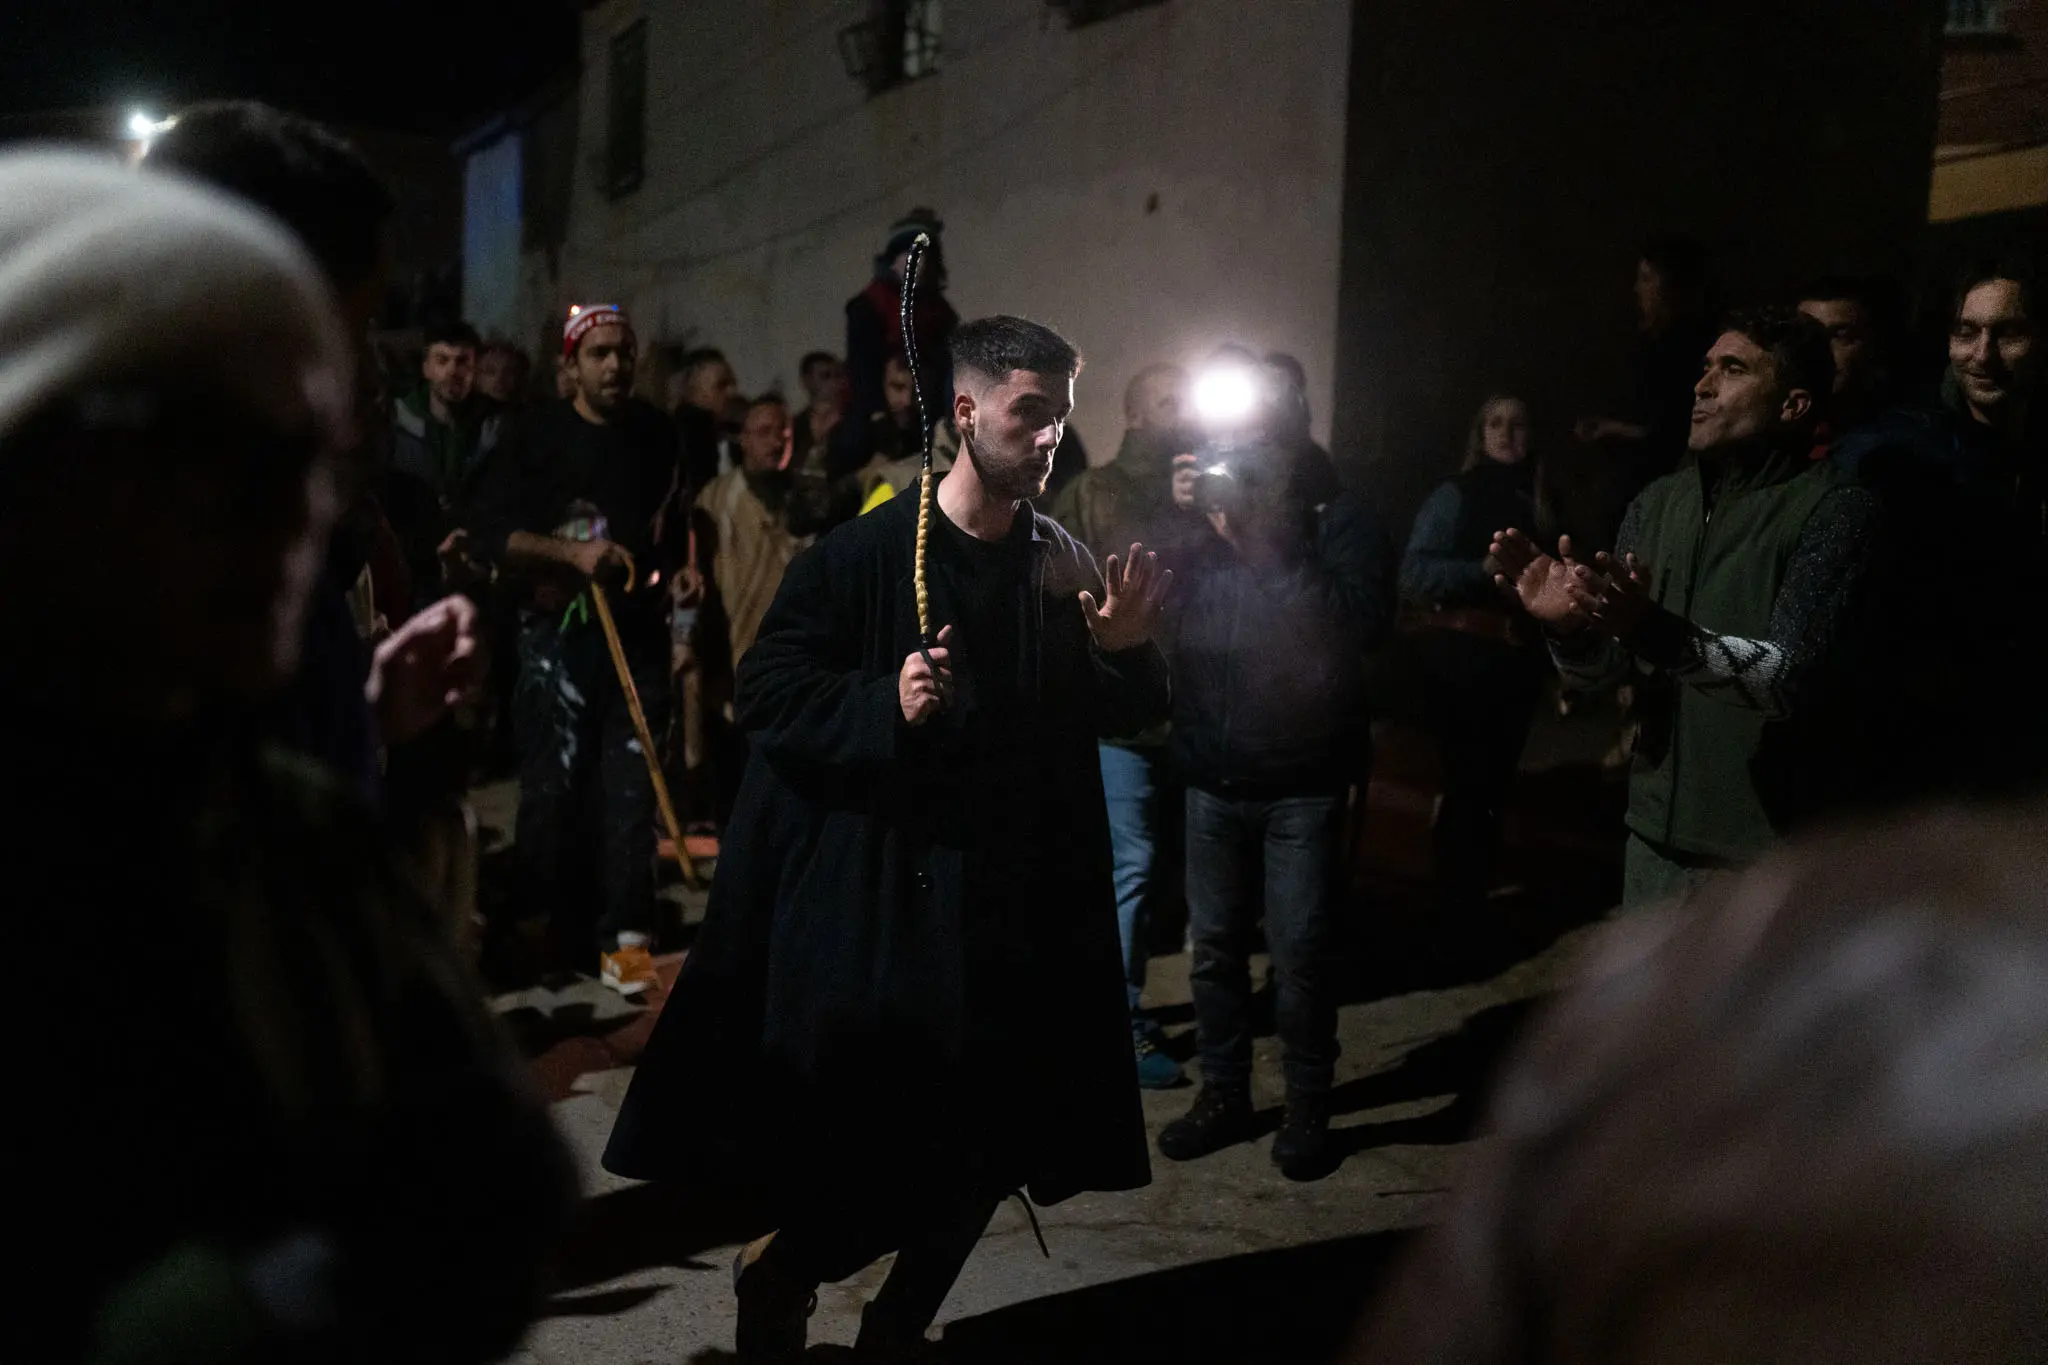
[1188,355,1302,514]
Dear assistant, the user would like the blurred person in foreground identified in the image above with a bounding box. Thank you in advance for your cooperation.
[0,150,571,1365]
[1495,308,1881,907]
[1053,360,1214,1090]
[145,100,488,926]
[1400,394,1549,939]
[605,316,1168,1359]
[470,304,683,996]
[1355,802,2048,1365]
[1156,437,1395,1180]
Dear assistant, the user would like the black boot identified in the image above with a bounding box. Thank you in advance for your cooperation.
[733,1235,817,1362]
[1271,1091,1333,1182]
[1157,1083,1253,1161]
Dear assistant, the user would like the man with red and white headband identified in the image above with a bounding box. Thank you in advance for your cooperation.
[471,304,684,994]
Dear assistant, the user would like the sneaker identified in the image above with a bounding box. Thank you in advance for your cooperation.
[1134,1035,1185,1090]
[734,1235,817,1361]
[600,944,659,997]
[1156,1084,1253,1162]
[1272,1091,1333,1181]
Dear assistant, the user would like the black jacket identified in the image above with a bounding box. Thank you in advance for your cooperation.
[1170,492,1395,793]
[604,491,1165,1215]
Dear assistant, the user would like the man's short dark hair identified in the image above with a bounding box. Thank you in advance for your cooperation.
[681,347,730,382]
[1722,305,1835,404]
[1641,234,1711,300]
[480,338,530,367]
[1800,273,1904,342]
[949,315,1082,385]
[747,392,790,415]
[799,351,838,380]
[1952,257,2037,324]
[143,101,394,298]
[424,319,481,352]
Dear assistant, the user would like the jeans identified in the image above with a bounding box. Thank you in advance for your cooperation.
[512,612,672,954]
[1184,786,1345,1096]
[1098,742,1172,1027]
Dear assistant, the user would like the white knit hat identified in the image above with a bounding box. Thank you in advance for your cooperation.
[0,148,351,448]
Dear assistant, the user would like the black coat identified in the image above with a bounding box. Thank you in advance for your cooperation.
[603,490,1165,1214]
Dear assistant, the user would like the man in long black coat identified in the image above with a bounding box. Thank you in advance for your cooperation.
[604,316,1171,1358]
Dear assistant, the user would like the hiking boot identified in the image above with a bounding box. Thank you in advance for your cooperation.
[854,1301,946,1361]
[600,943,658,997]
[1133,1034,1185,1090]
[1272,1091,1333,1182]
[733,1234,817,1361]
[1156,1084,1253,1161]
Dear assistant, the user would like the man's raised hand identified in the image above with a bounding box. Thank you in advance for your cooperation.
[899,624,954,726]
[1589,550,1654,639]
[1490,528,1595,633]
[1080,543,1172,654]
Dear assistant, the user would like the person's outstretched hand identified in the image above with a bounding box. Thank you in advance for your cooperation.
[366,594,486,745]
[1590,550,1655,639]
[899,624,954,726]
[1491,529,1595,633]
[1081,543,1173,653]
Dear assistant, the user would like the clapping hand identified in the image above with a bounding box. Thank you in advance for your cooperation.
[1490,529,1596,633]
[1589,550,1654,639]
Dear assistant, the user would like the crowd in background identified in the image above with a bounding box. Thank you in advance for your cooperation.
[6,89,2047,1365]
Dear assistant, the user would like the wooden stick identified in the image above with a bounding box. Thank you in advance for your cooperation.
[591,581,701,889]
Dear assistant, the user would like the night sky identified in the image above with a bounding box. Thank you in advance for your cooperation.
[1,1,581,135]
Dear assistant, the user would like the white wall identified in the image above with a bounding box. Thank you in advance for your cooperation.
[560,0,1351,456]
[462,130,525,338]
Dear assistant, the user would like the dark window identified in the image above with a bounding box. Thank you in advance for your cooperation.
[839,1,940,95]
[605,19,647,199]
[1050,0,1168,28]
[1945,0,2006,35]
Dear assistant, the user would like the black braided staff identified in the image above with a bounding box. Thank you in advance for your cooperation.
[901,231,941,664]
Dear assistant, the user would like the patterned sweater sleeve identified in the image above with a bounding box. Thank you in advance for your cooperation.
[1621,485,1880,718]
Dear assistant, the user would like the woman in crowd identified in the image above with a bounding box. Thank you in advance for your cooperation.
[1400,394,1550,935]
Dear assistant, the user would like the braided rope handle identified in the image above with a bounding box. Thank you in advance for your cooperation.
[901,232,937,645]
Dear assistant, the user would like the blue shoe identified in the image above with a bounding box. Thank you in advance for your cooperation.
[1134,1034,1185,1090]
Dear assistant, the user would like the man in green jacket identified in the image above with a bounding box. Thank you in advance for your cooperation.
[1494,307,1881,906]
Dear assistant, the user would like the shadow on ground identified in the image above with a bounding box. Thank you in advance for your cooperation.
[549,1181,767,1296]
[678,1230,1408,1364]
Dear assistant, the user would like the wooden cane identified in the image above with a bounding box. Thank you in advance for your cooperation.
[591,580,701,889]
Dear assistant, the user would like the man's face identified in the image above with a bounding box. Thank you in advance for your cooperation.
[477,349,525,403]
[1690,331,1802,454]
[958,369,1072,502]
[573,324,636,413]
[1950,279,2039,421]
[17,376,344,703]
[423,342,475,407]
[738,402,789,472]
[1798,298,1874,400]
[1634,259,1671,330]
[1131,367,1188,433]
[884,359,915,419]
[804,357,844,404]
[688,361,743,426]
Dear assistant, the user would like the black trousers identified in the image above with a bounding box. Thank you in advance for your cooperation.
[512,611,670,954]
[765,1179,1005,1337]
[1418,632,1545,917]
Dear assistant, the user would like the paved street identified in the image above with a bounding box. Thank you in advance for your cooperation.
[482,703,1627,1364]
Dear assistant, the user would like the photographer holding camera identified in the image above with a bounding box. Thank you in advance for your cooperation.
[1157,430,1394,1181]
